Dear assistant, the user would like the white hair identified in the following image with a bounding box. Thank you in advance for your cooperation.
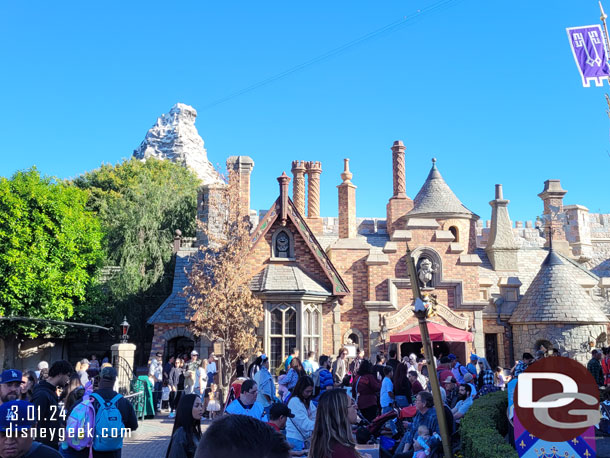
[37,361,48,370]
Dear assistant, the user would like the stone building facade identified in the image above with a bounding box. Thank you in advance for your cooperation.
[148,141,610,369]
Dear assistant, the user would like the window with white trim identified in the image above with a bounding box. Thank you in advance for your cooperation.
[302,304,321,356]
[269,304,297,370]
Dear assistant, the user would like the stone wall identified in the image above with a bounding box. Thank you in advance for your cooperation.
[587,241,610,277]
[513,323,607,363]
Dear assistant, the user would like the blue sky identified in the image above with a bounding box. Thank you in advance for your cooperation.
[1,0,609,222]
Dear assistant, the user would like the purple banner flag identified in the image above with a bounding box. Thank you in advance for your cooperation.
[567,24,610,87]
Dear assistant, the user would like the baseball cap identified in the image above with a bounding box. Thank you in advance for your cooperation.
[470,353,479,361]
[156,352,162,357]
[442,376,456,384]
[447,354,457,361]
[269,403,295,419]
[0,401,35,431]
[0,369,22,384]
[191,350,199,356]
[100,366,118,381]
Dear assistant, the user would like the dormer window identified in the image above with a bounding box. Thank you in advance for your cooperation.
[271,229,295,260]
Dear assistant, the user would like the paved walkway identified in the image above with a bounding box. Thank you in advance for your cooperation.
[123,412,211,458]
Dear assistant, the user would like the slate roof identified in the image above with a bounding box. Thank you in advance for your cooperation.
[147,248,198,325]
[509,249,608,324]
[408,160,476,218]
[250,264,332,296]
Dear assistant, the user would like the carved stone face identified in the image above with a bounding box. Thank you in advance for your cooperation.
[276,232,289,251]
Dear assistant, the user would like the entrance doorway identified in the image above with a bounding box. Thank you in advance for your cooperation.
[399,341,451,360]
[166,336,195,361]
[485,334,499,368]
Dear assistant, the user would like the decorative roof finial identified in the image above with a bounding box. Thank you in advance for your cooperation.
[431,158,437,169]
[341,158,353,183]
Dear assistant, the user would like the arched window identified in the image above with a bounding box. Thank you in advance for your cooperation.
[448,226,459,242]
[271,229,295,259]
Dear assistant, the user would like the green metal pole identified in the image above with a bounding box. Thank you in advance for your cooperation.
[405,245,453,458]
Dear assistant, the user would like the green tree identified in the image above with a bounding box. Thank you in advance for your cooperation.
[74,158,201,358]
[0,168,104,337]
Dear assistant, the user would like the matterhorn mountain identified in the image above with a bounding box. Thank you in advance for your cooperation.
[133,103,222,183]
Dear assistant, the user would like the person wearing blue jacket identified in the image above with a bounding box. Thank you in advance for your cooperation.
[312,356,333,402]
[253,355,277,410]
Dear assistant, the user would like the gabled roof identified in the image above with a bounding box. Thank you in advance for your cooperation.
[250,198,349,296]
[408,159,476,219]
[250,264,333,296]
[147,248,198,325]
[509,249,608,324]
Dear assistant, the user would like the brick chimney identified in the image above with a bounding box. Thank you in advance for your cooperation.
[226,156,254,217]
[337,158,357,239]
[291,161,306,216]
[485,184,518,271]
[538,179,568,252]
[278,172,291,226]
[386,141,413,235]
[305,161,323,235]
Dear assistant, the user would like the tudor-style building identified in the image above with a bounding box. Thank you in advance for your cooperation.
[148,142,610,368]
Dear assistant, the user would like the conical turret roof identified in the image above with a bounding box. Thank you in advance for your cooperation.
[408,159,475,218]
[509,249,608,324]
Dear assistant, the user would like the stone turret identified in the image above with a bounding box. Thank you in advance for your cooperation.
[486,184,518,271]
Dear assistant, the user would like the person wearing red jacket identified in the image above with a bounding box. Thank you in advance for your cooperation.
[352,360,381,422]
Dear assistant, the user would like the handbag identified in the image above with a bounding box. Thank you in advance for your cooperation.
[288,413,312,449]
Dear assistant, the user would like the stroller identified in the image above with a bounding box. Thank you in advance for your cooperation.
[355,406,408,455]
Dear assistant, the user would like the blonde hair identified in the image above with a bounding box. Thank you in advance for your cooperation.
[308,390,361,458]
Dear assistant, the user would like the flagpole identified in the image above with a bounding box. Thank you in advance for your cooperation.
[600,2,610,57]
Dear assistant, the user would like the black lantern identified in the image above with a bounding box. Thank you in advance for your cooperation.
[120,316,130,343]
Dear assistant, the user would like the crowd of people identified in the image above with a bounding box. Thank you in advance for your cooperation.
[0,344,586,458]
[162,347,516,458]
[0,357,138,458]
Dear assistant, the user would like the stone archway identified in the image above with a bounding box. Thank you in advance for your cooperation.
[151,326,197,361]
[343,328,364,349]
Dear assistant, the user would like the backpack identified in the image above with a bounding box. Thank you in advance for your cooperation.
[90,393,125,452]
[65,395,96,453]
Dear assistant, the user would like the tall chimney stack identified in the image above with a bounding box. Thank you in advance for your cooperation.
[226,156,254,217]
[485,184,518,271]
[338,159,357,239]
[392,140,407,198]
[291,161,306,216]
[538,179,569,254]
[386,141,413,235]
[305,161,323,235]
[277,172,291,226]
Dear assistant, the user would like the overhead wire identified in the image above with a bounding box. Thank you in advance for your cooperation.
[200,0,462,110]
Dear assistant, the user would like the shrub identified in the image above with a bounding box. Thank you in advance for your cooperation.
[460,391,518,458]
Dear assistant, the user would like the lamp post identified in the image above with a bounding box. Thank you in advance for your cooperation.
[405,245,453,458]
[119,316,130,344]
